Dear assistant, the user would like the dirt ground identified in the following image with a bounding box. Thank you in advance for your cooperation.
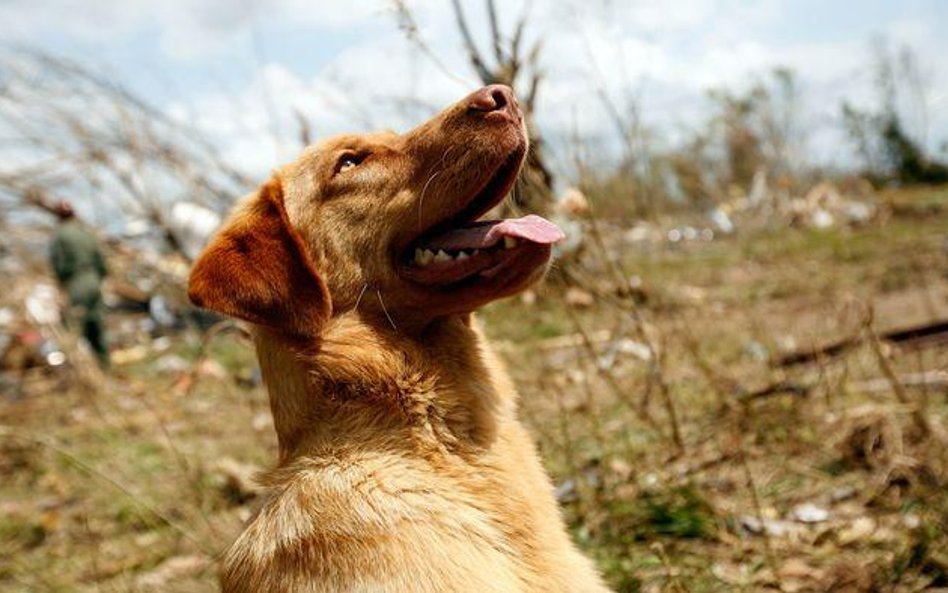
[1,186,947,592]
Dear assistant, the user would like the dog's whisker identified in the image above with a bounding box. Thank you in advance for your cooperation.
[416,145,459,230]
[353,283,369,312]
[376,288,398,331]
[418,169,442,230]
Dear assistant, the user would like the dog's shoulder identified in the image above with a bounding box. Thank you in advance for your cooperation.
[221,452,525,593]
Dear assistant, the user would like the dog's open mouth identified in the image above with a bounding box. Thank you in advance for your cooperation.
[401,150,564,287]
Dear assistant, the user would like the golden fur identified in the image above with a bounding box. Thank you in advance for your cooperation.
[189,85,611,592]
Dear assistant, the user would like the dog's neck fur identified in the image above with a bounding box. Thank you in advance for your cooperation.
[254,313,510,464]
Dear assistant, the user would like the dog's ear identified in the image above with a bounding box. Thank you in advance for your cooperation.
[188,178,331,337]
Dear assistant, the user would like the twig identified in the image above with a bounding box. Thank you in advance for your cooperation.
[136,391,223,541]
[653,331,685,456]
[563,305,656,429]
[736,438,778,574]
[850,370,948,394]
[485,0,505,65]
[737,380,811,404]
[864,314,943,445]
[650,542,689,593]
[449,0,495,83]
[390,0,472,87]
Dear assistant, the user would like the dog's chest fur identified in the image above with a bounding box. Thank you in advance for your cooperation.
[219,316,608,593]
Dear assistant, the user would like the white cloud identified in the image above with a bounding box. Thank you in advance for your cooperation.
[5,0,948,177]
[0,0,382,60]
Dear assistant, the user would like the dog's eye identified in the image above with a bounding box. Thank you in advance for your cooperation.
[336,152,366,174]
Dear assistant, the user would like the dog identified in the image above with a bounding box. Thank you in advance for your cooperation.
[188,85,612,593]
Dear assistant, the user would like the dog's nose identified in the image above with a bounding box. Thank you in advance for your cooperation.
[468,85,520,118]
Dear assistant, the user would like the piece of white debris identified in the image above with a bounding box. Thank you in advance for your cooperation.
[790,502,830,523]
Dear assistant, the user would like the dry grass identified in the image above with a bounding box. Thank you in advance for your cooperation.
[2,186,947,592]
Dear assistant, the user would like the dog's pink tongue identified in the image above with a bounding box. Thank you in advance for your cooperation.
[426,214,564,250]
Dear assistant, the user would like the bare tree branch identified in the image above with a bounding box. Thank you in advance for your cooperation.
[390,1,471,87]
[450,0,495,83]
[0,46,254,257]
[525,71,542,113]
[486,0,506,66]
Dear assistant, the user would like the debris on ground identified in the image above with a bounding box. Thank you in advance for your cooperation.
[135,555,211,591]
[213,457,263,506]
[789,502,830,524]
[565,287,595,308]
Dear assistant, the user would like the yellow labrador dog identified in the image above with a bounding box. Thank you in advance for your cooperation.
[189,85,612,592]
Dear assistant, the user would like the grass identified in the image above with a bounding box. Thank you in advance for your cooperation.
[1,185,947,591]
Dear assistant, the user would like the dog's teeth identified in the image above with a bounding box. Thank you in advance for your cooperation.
[456,251,470,260]
[471,249,480,256]
[434,249,452,263]
[415,248,435,266]
[504,237,518,249]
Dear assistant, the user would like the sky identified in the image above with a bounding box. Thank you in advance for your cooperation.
[2,0,947,183]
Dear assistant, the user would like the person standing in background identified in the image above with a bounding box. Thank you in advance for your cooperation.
[49,200,110,367]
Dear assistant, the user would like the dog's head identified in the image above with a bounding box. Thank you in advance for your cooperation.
[188,85,563,338]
